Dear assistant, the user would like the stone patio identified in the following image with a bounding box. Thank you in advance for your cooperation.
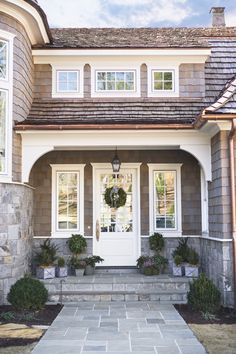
[32,302,207,354]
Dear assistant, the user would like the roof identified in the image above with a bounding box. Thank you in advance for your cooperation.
[32,27,236,49]
[204,75,236,114]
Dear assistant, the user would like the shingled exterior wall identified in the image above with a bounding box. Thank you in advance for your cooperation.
[200,131,234,306]
[0,13,34,303]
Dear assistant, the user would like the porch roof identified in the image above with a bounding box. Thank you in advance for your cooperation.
[15,98,204,130]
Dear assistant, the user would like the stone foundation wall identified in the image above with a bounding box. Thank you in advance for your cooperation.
[200,238,234,307]
[0,183,34,304]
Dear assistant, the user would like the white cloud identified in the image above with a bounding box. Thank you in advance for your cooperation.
[226,10,236,26]
[38,0,192,27]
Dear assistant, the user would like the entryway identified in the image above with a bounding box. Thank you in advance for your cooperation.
[92,163,141,266]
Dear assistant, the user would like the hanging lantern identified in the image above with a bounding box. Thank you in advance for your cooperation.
[111,149,121,173]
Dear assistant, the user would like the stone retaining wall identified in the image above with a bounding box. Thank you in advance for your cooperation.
[0,183,34,304]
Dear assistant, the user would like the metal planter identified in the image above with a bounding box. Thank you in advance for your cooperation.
[185,265,199,277]
[36,266,55,279]
[56,266,68,278]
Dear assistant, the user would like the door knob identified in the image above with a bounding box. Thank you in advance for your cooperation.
[96,219,100,241]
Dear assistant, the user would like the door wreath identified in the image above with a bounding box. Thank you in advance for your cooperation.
[104,186,127,209]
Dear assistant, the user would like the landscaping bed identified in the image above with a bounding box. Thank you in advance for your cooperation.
[0,304,62,348]
[175,305,236,354]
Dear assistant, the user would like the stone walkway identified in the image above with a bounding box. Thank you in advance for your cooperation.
[32,302,207,354]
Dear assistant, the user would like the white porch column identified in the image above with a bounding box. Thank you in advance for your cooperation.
[200,168,209,235]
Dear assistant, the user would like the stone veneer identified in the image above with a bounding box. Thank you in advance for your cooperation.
[0,184,34,304]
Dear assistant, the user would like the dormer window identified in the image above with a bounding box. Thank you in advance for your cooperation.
[152,70,174,91]
[96,71,135,92]
[52,66,83,98]
[57,70,79,93]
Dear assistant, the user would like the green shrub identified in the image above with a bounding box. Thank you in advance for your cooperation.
[57,257,65,267]
[172,238,190,262]
[84,256,104,267]
[68,256,86,269]
[174,255,183,266]
[188,248,199,266]
[136,255,149,268]
[152,254,168,271]
[143,266,159,276]
[149,232,165,253]
[7,276,48,311]
[34,239,58,267]
[67,234,87,255]
[187,273,221,314]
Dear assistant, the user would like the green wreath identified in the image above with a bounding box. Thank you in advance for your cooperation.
[104,186,127,209]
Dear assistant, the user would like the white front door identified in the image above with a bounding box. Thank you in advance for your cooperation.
[93,164,140,266]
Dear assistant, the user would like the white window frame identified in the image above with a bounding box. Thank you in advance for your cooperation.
[152,69,174,92]
[56,70,79,93]
[91,65,140,98]
[95,70,136,93]
[0,39,9,82]
[148,164,182,237]
[0,30,14,183]
[148,65,179,97]
[51,164,85,238]
[52,65,83,98]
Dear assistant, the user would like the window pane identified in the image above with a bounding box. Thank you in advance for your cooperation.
[164,81,173,90]
[154,171,176,229]
[0,41,7,80]
[68,81,78,91]
[125,82,134,90]
[107,72,115,80]
[164,72,172,80]
[0,90,6,173]
[154,72,162,80]
[107,82,115,90]
[58,72,67,82]
[116,81,125,90]
[57,172,79,230]
[116,72,124,81]
[97,81,106,90]
[126,72,134,81]
[57,71,79,92]
[97,72,106,80]
[154,82,163,90]
[68,72,77,81]
[58,82,67,92]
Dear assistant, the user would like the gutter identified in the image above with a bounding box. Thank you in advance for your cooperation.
[229,118,236,308]
[14,123,193,131]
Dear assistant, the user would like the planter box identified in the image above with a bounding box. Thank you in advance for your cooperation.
[185,265,199,277]
[172,265,183,277]
[56,266,68,278]
[75,268,84,276]
[84,265,95,276]
[36,266,55,279]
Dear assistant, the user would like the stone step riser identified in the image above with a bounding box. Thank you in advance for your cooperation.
[45,282,190,292]
[48,292,187,303]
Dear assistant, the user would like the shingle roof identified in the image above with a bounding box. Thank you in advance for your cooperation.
[33,27,236,49]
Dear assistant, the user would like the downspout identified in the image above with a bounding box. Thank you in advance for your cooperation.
[229,118,236,308]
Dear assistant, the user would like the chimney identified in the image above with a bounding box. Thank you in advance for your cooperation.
[210,7,225,27]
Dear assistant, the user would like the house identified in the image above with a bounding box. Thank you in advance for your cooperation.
[0,1,236,307]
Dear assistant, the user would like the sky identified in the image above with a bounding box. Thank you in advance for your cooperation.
[37,0,236,28]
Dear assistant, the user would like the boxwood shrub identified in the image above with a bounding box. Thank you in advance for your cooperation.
[7,276,48,311]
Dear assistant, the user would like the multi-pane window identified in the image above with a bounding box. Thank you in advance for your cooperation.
[57,171,79,230]
[154,171,176,229]
[0,40,7,80]
[0,90,6,173]
[56,70,79,93]
[153,70,173,91]
[96,71,135,91]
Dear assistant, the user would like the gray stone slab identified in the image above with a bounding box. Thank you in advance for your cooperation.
[155,346,180,354]
[131,337,165,346]
[130,331,162,338]
[107,340,130,351]
[132,346,156,352]
[147,319,165,324]
[180,345,207,354]
[100,321,118,327]
[86,332,129,341]
[83,345,106,351]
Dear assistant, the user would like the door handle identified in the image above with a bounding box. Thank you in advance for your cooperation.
[96,219,100,241]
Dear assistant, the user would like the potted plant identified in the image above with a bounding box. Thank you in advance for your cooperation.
[34,239,58,279]
[136,255,149,273]
[185,248,199,277]
[67,234,87,255]
[56,257,68,278]
[143,258,159,276]
[173,255,184,276]
[84,255,104,275]
[152,254,168,274]
[172,238,190,276]
[68,256,86,276]
[149,232,165,253]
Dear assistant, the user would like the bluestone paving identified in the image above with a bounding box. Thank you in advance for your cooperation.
[31,302,207,354]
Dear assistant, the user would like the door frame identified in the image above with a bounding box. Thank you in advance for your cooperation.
[91,163,141,265]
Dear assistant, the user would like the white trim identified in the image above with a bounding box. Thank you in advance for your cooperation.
[1,0,50,44]
[201,168,209,235]
[91,65,140,98]
[33,48,211,58]
[0,30,14,183]
[148,163,182,236]
[148,65,179,97]
[50,164,85,238]
[17,130,212,183]
[51,65,84,98]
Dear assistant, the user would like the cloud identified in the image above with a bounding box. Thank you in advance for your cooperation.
[38,0,192,27]
[226,10,236,26]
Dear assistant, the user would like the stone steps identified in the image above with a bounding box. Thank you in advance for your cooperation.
[41,273,191,304]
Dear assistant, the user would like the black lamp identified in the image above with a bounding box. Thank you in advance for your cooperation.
[111,148,121,173]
